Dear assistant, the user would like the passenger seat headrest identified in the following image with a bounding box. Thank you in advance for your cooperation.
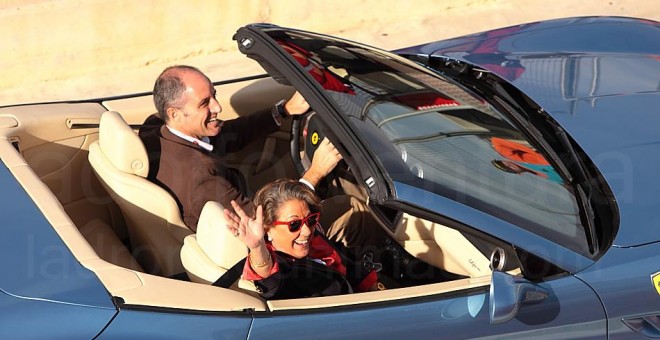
[196,201,248,268]
[98,111,149,178]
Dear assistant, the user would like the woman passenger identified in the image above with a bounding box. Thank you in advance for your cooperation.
[224,178,382,299]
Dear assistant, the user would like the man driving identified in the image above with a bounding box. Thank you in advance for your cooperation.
[139,65,385,258]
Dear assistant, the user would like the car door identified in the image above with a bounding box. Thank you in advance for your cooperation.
[246,194,607,338]
[245,200,607,339]
[247,275,605,339]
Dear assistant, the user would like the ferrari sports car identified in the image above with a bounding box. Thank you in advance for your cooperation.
[2,16,659,338]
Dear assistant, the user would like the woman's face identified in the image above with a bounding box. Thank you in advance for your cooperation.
[267,199,315,259]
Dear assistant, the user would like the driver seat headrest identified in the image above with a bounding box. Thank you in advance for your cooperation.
[98,110,149,178]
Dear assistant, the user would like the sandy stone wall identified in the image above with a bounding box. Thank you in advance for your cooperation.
[1,0,658,106]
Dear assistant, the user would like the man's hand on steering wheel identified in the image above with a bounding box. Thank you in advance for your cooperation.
[286,91,343,188]
[284,91,310,116]
[301,137,342,188]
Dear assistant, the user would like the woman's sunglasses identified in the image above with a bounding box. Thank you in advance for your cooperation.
[272,212,320,232]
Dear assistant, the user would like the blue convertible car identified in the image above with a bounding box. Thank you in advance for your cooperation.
[1,16,659,338]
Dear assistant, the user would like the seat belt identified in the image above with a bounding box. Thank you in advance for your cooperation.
[212,258,247,288]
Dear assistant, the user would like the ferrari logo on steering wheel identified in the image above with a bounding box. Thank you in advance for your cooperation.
[311,131,320,146]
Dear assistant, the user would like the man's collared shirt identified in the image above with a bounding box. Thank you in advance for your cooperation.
[166,126,214,152]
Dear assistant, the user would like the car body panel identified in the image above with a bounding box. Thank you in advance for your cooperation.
[248,275,606,339]
[100,308,253,338]
[0,290,115,338]
[578,241,660,337]
[0,161,114,309]
[396,16,660,247]
[0,158,117,337]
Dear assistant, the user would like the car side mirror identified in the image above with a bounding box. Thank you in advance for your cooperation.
[489,270,549,324]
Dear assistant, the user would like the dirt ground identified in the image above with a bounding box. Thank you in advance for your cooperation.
[1,0,658,106]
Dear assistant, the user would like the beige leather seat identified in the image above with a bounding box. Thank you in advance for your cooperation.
[79,218,144,272]
[88,111,193,277]
[181,201,249,285]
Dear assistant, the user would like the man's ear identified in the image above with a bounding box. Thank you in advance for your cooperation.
[166,107,178,122]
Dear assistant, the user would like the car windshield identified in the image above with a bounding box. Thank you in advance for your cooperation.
[264,28,590,256]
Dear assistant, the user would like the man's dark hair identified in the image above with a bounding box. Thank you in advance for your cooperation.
[153,65,205,121]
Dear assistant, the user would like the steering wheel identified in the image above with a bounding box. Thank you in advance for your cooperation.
[291,111,354,199]
[290,111,323,177]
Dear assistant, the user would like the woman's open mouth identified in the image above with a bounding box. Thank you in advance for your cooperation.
[293,239,310,251]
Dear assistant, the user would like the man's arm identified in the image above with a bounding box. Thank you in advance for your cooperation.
[301,137,342,188]
[218,91,340,189]
[214,92,310,155]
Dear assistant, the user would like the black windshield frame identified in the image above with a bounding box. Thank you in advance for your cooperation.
[250,26,605,258]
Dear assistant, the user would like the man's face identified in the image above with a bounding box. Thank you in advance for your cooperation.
[168,70,223,139]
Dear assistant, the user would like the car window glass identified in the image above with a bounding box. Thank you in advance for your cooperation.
[263,28,590,257]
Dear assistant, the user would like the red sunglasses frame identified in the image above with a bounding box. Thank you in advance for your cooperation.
[272,212,321,232]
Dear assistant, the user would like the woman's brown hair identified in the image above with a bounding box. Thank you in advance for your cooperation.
[252,178,321,228]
